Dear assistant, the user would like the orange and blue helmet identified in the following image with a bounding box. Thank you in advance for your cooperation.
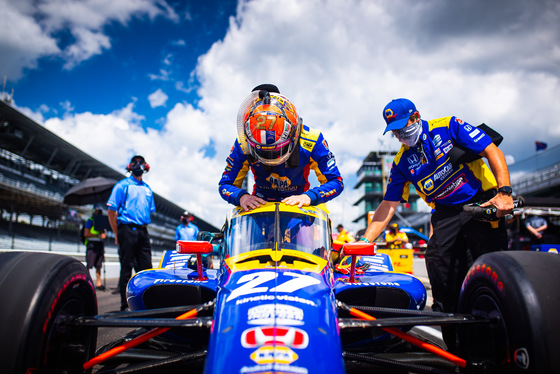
[237,90,301,166]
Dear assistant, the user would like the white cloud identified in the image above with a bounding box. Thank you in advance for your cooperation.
[148,89,168,108]
[9,0,560,231]
[0,1,60,79]
[0,0,178,77]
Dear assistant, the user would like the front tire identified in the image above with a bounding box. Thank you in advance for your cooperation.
[0,252,98,373]
[458,251,560,373]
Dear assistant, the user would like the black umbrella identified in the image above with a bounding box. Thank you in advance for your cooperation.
[63,177,118,206]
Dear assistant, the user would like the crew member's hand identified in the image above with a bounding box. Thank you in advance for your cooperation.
[282,194,311,208]
[480,192,514,218]
[100,231,107,240]
[240,194,266,211]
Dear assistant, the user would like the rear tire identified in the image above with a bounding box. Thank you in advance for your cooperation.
[458,251,560,373]
[0,251,98,374]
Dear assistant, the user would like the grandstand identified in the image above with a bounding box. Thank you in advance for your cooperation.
[0,99,219,254]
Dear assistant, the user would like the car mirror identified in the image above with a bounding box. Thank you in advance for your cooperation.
[176,241,213,280]
[341,242,376,257]
[341,242,376,283]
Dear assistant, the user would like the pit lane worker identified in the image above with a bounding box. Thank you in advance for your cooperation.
[332,224,355,263]
[335,224,355,243]
[219,84,343,211]
[384,223,409,249]
[107,155,156,311]
[175,211,199,241]
[361,98,513,351]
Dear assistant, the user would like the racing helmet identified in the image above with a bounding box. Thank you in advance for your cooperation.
[237,90,301,166]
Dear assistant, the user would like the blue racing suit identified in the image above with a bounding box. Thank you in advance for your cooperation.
[219,125,344,206]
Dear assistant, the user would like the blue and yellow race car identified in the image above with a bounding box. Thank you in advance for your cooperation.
[0,202,559,373]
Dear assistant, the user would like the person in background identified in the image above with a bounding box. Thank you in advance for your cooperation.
[384,223,409,249]
[332,223,355,264]
[361,98,513,351]
[525,214,547,245]
[84,204,107,290]
[107,155,156,311]
[219,84,343,211]
[175,211,199,241]
[335,224,355,243]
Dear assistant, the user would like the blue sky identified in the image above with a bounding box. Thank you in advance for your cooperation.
[7,0,236,133]
[1,0,560,230]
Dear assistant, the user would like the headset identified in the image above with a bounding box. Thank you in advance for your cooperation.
[126,156,150,173]
[181,211,194,223]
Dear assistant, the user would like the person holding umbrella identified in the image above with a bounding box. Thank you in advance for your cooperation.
[107,155,156,311]
[84,204,107,290]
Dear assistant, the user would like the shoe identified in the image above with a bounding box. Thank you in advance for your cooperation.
[120,306,130,312]
[96,285,106,291]
[111,288,120,295]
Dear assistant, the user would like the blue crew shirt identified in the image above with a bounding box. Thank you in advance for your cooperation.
[175,222,199,241]
[107,175,156,225]
[384,117,497,208]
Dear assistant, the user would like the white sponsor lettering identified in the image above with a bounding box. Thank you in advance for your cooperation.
[241,363,308,374]
[227,272,321,303]
[248,304,304,325]
[236,294,317,306]
[433,163,453,181]
[474,134,485,143]
[469,128,480,138]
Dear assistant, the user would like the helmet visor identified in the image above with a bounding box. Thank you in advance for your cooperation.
[247,137,295,166]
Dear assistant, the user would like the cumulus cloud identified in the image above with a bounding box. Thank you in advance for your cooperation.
[0,0,178,77]
[7,0,560,230]
[148,89,168,108]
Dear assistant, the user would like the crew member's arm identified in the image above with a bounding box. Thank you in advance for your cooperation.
[84,228,107,239]
[525,223,543,239]
[108,209,119,245]
[84,224,95,238]
[362,200,400,243]
[399,233,409,244]
[479,143,514,217]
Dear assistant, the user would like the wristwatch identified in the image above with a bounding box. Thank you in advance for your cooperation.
[497,186,513,195]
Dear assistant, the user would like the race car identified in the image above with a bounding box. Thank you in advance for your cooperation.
[0,202,559,374]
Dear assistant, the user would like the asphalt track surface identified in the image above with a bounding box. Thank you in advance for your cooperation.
[92,259,435,373]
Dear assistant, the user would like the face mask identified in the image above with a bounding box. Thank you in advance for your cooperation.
[394,120,422,147]
[131,163,145,176]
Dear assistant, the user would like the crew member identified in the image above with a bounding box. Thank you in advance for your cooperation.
[175,210,199,241]
[361,98,513,351]
[107,155,156,311]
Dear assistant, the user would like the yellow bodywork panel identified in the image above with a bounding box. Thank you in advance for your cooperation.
[225,248,328,274]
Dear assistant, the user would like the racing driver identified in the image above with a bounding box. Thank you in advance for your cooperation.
[360,98,514,351]
[219,84,343,211]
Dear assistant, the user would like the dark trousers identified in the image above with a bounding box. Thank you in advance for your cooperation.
[117,224,153,309]
[425,208,507,350]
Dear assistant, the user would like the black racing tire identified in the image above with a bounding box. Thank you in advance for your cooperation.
[0,251,98,374]
[458,251,560,373]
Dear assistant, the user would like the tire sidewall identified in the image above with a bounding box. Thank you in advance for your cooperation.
[0,252,98,373]
[458,251,559,373]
